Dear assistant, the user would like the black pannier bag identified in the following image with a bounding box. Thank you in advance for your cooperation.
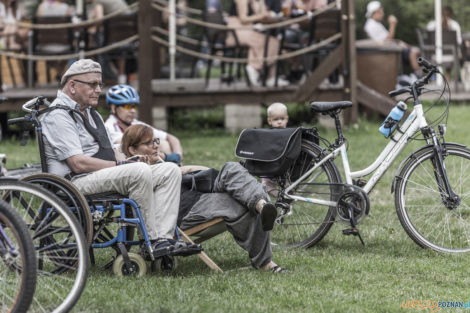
[235,127,303,177]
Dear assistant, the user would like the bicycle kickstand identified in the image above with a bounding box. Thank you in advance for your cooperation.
[342,206,365,246]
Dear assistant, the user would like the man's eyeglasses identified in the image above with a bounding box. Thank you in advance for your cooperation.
[138,138,160,146]
[121,104,138,110]
[73,79,104,90]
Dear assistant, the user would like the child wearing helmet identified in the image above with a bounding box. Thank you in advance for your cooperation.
[104,84,183,163]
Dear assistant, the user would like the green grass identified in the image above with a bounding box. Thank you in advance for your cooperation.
[2,103,470,312]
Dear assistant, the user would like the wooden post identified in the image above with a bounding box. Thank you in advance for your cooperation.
[138,0,153,125]
[153,2,161,78]
[341,0,357,124]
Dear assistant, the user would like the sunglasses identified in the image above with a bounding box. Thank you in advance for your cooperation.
[121,104,138,110]
[138,138,160,146]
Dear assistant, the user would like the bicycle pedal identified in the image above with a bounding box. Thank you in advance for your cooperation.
[342,228,358,236]
[342,228,365,246]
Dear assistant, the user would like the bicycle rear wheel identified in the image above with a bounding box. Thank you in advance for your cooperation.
[395,144,470,253]
[270,141,341,248]
[0,179,88,313]
[0,199,37,313]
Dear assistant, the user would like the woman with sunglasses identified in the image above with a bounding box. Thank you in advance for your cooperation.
[104,84,183,164]
[121,124,287,273]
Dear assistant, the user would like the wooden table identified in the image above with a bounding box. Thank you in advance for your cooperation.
[356,39,403,96]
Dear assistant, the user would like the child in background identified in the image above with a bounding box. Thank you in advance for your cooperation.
[264,102,289,197]
[267,102,289,128]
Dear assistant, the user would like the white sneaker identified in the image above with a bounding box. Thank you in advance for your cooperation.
[245,65,260,86]
[118,74,127,84]
[266,77,289,87]
[318,78,330,89]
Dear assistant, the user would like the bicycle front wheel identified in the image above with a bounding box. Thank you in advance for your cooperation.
[270,141,342,248]
[0,199,37,313]
[0,179,88,313]
[395,144,470,253]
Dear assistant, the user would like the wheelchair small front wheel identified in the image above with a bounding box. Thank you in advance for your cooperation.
[112,253,147,277]
[151,255,178,274]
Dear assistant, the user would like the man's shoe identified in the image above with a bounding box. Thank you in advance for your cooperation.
[168,239,203,257]
[260,202,278,231]
[150,238,174,258]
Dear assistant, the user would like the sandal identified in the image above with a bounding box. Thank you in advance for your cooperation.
[271,265,288,274]
[260,202,277,231]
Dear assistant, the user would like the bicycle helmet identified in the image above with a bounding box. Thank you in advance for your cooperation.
[106,84,140,106]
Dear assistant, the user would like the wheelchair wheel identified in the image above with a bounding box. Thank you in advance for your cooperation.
[21,173,93,246]
[0,179,89,313]
[0,199,37,313]
[270,141,342,248]
[112,253,147,277]
[151,255,178,274]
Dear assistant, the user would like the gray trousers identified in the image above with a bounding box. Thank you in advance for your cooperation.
[73,162,181,240]
[180,162,272,268]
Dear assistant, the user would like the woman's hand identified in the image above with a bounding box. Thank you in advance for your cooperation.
[142,153,163,165]
[126,155,149,163]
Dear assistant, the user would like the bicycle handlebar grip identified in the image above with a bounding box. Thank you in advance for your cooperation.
[388,88,410,98]
[8,117,27,125]
[417,57,436,70]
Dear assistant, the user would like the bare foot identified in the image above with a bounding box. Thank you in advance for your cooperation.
[260,261,277,270]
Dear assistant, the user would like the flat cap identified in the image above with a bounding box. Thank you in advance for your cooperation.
[61,59,102,85]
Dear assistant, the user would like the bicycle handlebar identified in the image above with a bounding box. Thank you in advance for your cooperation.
[417,57,438,72]
[388,88,410,98]
[388,57,441,99]
[7,117,29,125]
[22,96,51,113]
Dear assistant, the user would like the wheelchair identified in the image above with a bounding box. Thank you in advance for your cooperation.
[10,97,184,276]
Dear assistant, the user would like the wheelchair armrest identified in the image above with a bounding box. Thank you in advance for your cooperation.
[86,191,128,203]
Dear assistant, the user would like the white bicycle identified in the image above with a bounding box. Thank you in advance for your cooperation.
[264,58,470,253]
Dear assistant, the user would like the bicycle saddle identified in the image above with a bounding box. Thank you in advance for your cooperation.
[310,101,352,113]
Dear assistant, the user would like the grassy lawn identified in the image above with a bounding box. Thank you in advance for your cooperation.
[1,103,470,312]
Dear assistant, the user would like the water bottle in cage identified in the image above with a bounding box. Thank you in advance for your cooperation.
[379,101,407,137]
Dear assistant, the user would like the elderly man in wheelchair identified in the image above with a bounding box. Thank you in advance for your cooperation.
[39,59,202,268]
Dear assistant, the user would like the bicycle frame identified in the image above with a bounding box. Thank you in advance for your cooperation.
[284,103,428,206]
[0,224,19,261]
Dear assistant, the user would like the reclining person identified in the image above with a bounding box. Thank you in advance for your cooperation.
[121,124,287,273]
[104,84,183,164]
[40,59,201,258]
